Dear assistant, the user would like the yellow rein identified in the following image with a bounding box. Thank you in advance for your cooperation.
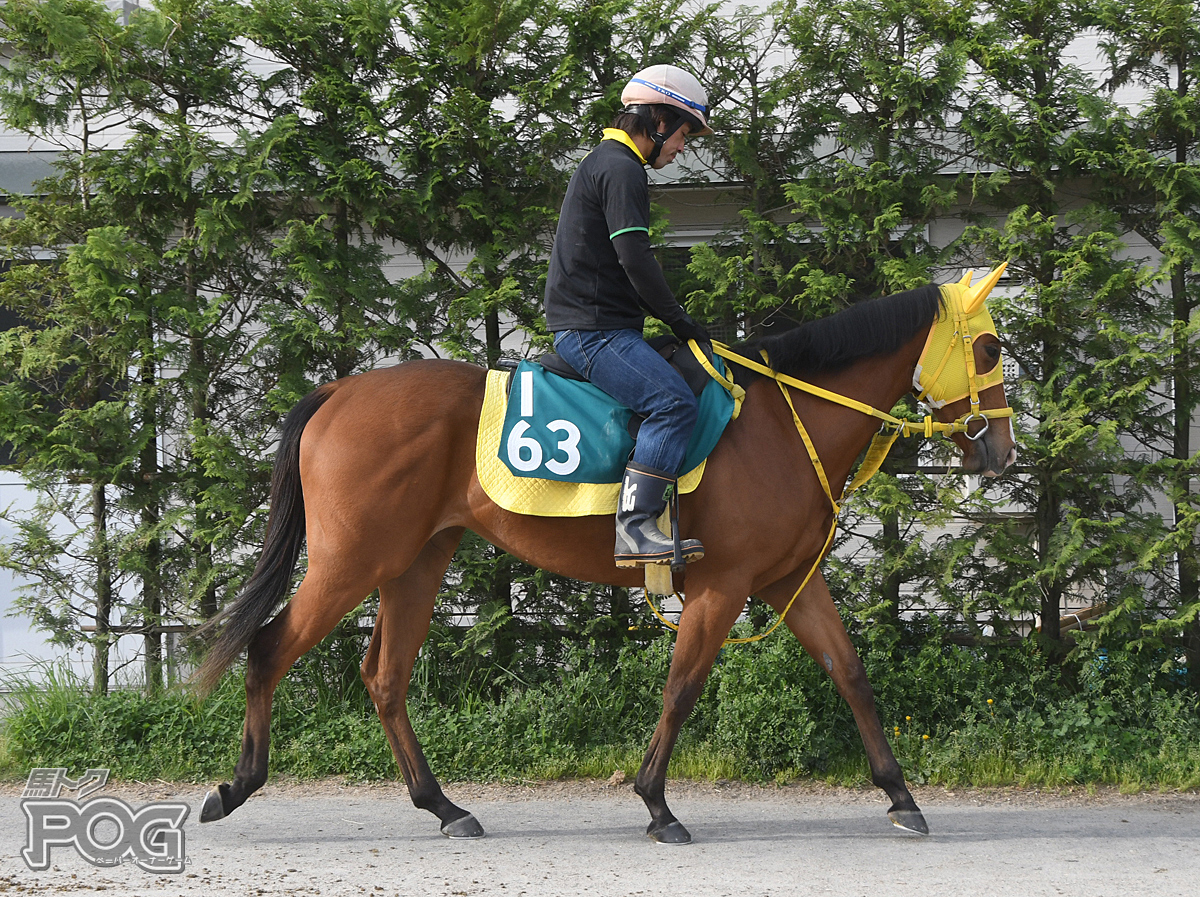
[641,336,1013,646]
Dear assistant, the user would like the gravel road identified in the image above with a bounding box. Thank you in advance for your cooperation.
[2,778,1198,896]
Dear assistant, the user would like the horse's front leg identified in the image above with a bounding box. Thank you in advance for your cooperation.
[759,568,928,834]
[635,581,746,844]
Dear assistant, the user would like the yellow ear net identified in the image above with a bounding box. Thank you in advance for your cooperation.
[914,263,1008,410]
[962,263,1007,314]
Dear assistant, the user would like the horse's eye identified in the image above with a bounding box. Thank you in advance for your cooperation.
[979,342,1001,372]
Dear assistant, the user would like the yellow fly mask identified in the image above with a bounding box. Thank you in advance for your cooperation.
[912,264,1012,435]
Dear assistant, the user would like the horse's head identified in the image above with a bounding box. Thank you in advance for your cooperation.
[915,265,1018,477]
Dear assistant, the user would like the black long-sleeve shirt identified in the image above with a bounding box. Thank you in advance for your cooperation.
[544,137,687,332]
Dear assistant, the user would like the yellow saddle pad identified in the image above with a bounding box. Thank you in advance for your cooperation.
[476,370,707,517]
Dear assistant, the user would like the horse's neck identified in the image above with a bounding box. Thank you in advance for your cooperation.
[791,325,930,493]
[835,332,926,418]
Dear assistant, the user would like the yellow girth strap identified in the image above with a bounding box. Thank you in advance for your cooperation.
[644,344,839,645]
[687,340,745,419]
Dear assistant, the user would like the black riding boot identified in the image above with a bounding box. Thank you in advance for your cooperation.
[614,461,705,567]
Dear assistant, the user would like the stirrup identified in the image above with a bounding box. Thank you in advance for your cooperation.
[645,563,675,597]
[614,542,703,568]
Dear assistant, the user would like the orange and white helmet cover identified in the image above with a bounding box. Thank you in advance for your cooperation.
[621,65,713,136]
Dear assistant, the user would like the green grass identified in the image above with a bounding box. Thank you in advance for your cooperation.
[2,630,1198,791]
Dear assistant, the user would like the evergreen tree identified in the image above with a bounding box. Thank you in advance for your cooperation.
[684,1,817,341]
[383,0,580,367]
[0,0,142,692]
[948,0,1165,658]
[234,0,417,385]
[110,0,306,685]
[719,0,967,629]
[2,0,1193,698]
[381,0,719,659]
[0,0,308,689]
[1093,0,1200,687]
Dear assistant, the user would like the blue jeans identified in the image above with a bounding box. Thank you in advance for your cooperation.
[554,329,698,475]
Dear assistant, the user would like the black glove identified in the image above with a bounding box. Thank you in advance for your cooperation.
[670,314,711,346]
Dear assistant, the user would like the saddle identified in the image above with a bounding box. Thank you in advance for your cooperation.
[475,336,736,519]
[519,335,712,440]
[474,368,711,517]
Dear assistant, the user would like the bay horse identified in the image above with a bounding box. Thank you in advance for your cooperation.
[194,269,1016,844]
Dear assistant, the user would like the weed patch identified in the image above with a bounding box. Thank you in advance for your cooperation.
[2,624,1198,790]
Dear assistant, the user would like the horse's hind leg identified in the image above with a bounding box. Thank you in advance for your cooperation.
[759,569,928,835]
[201,566,379,822]
[360,528,483,838]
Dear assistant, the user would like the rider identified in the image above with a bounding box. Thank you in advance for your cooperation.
[544,64,713,568]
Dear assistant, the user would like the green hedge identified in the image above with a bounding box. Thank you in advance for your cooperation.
[3,623,1198,789]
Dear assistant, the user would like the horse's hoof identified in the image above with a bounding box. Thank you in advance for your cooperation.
[647,820,692,844]
[888,809,929,835]
[199,788,226,823]
[441,813,485,839]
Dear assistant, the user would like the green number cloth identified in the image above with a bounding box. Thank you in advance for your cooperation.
[499,357,736,484]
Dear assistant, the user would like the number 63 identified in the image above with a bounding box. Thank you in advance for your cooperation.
[506,419,582,476]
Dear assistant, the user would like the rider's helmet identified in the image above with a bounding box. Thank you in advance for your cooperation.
[620,64,712,163]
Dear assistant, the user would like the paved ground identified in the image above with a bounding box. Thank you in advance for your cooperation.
[1,779,1198,896]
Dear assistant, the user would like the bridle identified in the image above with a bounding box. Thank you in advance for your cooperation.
[643,265,1015,645]
[693,263,1015,463]
[911,264,1013,441]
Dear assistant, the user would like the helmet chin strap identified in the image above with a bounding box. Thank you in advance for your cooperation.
[647,130,668,165]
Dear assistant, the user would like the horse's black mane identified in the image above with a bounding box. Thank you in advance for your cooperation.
[729,284,943,381]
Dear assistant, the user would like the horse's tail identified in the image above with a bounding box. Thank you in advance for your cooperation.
[191,384,335,697]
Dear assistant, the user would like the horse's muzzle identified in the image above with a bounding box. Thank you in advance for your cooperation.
[983,444,1018,477]
[977,420,1018,477]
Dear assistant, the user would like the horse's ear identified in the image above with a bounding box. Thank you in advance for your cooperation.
[963,262,1007,313]
[958,269,974,288]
